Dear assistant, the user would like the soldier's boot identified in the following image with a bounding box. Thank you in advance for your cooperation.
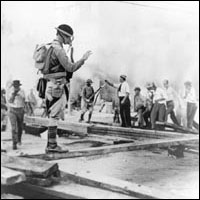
[45,126,63,153]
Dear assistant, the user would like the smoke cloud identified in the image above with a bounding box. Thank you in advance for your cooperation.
[1,1,199,98]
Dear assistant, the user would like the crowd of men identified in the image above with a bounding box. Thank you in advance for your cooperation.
[133,79,198,130]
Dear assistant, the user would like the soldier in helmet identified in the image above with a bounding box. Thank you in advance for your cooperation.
[44,24,92,153]
[79,79,95,123]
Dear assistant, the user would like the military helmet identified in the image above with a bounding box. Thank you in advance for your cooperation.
[55,24,74,37]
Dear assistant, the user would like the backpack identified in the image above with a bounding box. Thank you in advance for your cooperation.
[33,43,52,73]
[36,78,47,99]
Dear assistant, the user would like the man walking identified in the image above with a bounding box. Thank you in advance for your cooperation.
[105,75,131,127]
[8,80,26,150]
[163,79,180,125]
[79,79,95,123]
[44,24,92,152]
[183,81,198,129]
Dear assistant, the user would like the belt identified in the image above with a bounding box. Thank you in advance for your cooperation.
[44,72,67,80]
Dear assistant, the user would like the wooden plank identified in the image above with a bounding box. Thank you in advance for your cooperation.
[22,136,199,160]
[26,176,54,187]
[156,121,199,134]
[1,154,59,178]
[89,134,135,142]
[18,182,137,199]
[184,148,199,154]
[89,124,185,139]
[1,194,24,199]
[62,170,185,199]
[24,116,90,136]
[1,167,26,186]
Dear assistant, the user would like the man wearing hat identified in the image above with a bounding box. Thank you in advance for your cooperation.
[183,81,198,129]
[79,79,95,123]
[7,80,26,150]
[43,24,92,153]
[105,75,131,127]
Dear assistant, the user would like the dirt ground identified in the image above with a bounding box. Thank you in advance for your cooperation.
[1,109,199,199]
[56,149,199,199]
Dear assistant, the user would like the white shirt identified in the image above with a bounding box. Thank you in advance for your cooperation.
[184,87,197,104]
[114,81,130,97]
[164,86,176,101]
[153,87,167,104]
[8,88,26,108]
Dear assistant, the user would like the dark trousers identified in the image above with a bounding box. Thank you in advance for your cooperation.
[166,100,179,125]
[119,97,131,127]
[187,102,197,129]
[143,110,151,128]
[113,107,120,123]
[136,106,145,127]
[150,102,166,129]
[9,107,24,145]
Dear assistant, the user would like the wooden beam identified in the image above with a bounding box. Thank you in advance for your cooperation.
[156,121,199,134]
[1,194,24,199]
[1,167,26,185]
[89,124,185,139]
[18,181,137,199]
[1,154,59,178]
[184,148,199,154]
[61,170,184,199]
[24,116,90,136]
[22,136,199,160]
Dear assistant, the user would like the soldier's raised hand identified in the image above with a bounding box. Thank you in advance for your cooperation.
[82,50,92,61]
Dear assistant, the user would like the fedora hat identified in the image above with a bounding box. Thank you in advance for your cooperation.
[12,80,22,87]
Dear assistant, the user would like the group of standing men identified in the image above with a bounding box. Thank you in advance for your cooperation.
[133,80,198,130]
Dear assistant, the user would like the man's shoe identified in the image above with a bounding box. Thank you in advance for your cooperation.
[45,145,68,154]
[79,119,83,122]
[13,144,17,150]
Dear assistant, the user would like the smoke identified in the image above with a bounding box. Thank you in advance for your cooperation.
[1,1,199,99]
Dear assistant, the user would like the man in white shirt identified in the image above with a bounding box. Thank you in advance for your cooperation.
[134,87,146,127]
[105,75,131,127]
[183,81,198,129]
[7,80,26,150]
[147,83,167,129]
[163,80,180,125]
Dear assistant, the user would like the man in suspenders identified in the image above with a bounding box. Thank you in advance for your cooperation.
[105,75,131,127]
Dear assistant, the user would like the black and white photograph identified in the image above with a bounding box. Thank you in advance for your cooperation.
[1,1,199,199]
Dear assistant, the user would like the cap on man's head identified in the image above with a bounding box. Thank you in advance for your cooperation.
[12,80,22,87]
[120,75,127,80]
[134,87,141,92]
[86,79,93,83]
[146,82,153,89]
[55,24,74,37]
[184,81,192,86]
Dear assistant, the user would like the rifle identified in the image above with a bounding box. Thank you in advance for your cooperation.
[85,83,106,104]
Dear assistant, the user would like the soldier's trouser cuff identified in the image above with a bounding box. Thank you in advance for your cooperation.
[47,126,57,149]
